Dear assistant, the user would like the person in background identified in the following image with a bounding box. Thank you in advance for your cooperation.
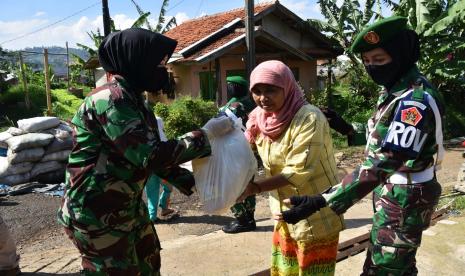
[277,16,445,275]
[237,60,344,275]
[219,76,258,234]
[319,106,356,145]
[57,28,233,275]
[145,116,179,222]
[0,215,20,276]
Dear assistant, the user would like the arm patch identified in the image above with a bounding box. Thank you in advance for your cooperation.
[381,91,430,159]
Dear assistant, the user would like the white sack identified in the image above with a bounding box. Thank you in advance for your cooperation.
[30,161,64,178]
[0,158,33,177]
[0,132,12,148]
[7,147,44,164]
[7,127,26,136]
[6,133,54,152]
[192,118,257,214]
[17,117,60,132]
[57,122,73,133]
[45,137,73,154]
[0,172,30,186]
[41,150,71,162]
[41,128,70,139]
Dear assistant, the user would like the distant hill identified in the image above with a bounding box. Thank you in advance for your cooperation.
[22,46,90,76]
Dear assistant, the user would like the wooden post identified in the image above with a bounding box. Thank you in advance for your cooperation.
[102,0,111,37]
[66,41,70,90]
[18,52,31,109]
[327,59,333,108]
[215,58,222,106]
[43,48,52,115]
[245,0,255,81]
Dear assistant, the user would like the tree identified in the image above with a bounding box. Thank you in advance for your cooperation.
[307,0,392,66]
[307,0,388,102]
[393,0,465,92]
[130,0,177,33]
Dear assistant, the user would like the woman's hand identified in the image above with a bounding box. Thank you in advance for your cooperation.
[236,180,261,203]
[202,116,234,138]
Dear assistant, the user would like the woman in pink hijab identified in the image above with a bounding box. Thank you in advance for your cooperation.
[237,60,343,275]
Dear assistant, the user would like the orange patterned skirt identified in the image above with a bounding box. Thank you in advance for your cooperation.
[271,223,339,276]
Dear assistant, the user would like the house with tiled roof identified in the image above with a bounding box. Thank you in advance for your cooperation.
[163,0,342,104]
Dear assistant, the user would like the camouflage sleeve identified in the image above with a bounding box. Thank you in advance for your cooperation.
[90,98,211,170]
[324,152,410,214]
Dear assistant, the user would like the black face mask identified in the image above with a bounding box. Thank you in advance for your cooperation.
[365,61,401,89]
[146,67,169,93]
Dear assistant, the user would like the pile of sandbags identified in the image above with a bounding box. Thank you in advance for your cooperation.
[0,117,73,186]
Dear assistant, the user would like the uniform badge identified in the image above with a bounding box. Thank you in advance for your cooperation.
[401,107,422,126]
[364,31,380,44]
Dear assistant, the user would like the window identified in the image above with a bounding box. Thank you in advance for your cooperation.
[199,71,217,101]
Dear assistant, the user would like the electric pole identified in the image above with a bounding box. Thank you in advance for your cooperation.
[102,0,111,37]
[245,0,256,80]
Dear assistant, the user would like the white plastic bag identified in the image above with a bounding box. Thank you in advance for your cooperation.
[192,116,257,214]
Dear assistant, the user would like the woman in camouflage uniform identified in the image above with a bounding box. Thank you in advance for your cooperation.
[277,16,445,275]
[57,28,233,275]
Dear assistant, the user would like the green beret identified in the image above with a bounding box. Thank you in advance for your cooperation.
[350,16,408,53]
[226,76,247,87]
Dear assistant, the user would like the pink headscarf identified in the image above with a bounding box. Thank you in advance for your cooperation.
[245,60,307,142]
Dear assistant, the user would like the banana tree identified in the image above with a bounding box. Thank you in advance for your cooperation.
[130,0,177,33]
[394,0,465,91]
[307,0,388,66]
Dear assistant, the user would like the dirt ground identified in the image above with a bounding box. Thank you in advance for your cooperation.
[0,146,463,275]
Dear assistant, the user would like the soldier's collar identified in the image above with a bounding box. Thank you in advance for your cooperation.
[388,66,421,96]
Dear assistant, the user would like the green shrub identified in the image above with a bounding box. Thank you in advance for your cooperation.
[443,103,465,139]
[154,97,217,139]
[50,89,83,120]
[0,85,48,128]
[0,84,47,107]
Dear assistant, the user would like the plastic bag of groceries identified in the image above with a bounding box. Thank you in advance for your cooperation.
[192,112,257,214]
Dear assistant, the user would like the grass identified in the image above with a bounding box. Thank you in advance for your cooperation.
[438,195,465,211]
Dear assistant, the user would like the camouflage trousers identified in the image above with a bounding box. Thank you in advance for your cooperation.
[230,195,256,219]
[64,221,161,276]
[361,178,442,276]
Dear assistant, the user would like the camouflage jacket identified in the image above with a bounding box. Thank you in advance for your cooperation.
[57,76,211,229]
[324,66,445,214]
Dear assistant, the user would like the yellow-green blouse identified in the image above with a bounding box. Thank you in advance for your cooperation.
[254,104,344,241]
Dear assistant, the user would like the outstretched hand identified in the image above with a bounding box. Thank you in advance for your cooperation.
[274,195,327,224]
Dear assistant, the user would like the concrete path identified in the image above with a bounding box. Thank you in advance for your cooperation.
[18,199,465,275]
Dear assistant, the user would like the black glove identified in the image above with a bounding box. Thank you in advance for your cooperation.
[281,195,327,224]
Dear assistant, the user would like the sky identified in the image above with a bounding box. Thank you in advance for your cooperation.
[0,0,390,51]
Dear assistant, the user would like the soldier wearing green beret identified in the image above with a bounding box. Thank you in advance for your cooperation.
[219,75,259,233]
[274,16,445,275]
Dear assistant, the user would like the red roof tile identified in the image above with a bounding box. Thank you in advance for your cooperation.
[164,2,274,53]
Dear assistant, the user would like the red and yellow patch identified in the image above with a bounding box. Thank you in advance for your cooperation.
[401,107,423,126]
[364,31,380,44]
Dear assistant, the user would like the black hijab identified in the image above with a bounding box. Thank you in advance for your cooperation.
[98,28,177,93]
[364,29,420,90]
[381,29,420,80]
